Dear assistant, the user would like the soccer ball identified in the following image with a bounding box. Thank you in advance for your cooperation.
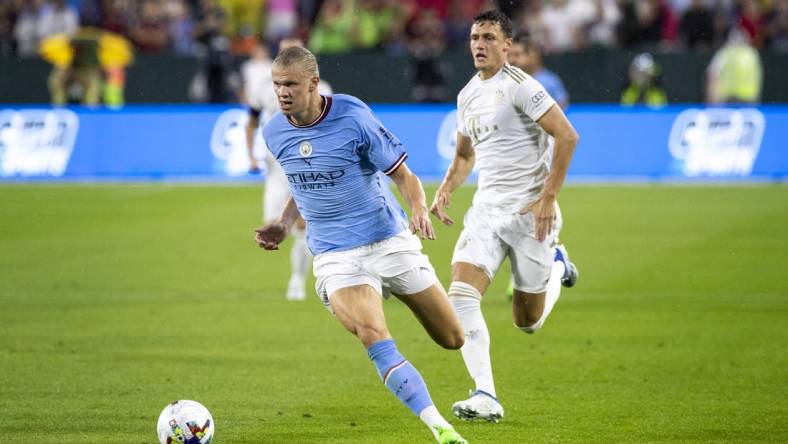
[156,400,215,444]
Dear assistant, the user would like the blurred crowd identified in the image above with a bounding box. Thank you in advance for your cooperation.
[1,0,786,58]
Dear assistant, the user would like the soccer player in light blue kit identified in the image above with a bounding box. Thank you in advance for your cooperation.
[253,46,469,444]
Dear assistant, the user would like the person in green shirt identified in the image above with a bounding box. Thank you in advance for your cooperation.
[706,28,763,104]
[620,52,667,108]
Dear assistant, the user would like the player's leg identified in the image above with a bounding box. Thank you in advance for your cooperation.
[376,232,464,350]
[287,217,311,300]
[448,262,504,423]
[509,203,577,333]
[507,213,561,333]
[447,208,506,422]
[394,282,464,350]
[329,285,466,443]
[263,166,309,300]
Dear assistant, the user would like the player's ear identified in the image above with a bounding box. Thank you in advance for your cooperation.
[309,76,319,92]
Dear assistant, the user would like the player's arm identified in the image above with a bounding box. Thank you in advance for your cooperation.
[524,104,579,241]
[389,162,435,240]
[245,109,261,173]
[254,196,301,250]
[430,132,475,226]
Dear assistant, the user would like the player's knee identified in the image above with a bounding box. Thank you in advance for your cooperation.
[440,327,465,350]
[514,310,544,334]
[516,318,544,334]
[513,300,545,333]
[355,324,390,348]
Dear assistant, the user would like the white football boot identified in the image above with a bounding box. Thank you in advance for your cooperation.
[452,389,504,423]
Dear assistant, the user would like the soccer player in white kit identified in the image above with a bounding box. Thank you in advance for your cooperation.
[430,11,579,422]
[243,38,332,301]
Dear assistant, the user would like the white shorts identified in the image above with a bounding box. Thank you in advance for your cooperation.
[452,204,562,293]
[313,231,438,312]
[263,161,290,224]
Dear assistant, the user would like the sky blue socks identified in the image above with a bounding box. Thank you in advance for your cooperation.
[367,339,433,416]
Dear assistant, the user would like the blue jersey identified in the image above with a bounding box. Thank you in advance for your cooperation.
[534,68,569,108]
[262,94,409,255]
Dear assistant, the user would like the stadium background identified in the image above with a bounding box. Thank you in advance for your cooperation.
[1,1,786,443]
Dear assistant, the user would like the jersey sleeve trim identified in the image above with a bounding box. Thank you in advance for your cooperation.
[530,101,555,122]
[383,152,408,175]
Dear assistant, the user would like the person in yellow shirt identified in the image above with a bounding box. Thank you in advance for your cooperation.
[706,28,763,104]
[620,52,667,108]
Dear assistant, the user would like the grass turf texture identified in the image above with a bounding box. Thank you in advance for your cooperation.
[1,184,786,443]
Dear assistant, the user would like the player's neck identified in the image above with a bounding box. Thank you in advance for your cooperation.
[479,63,504,80]
[290,94,325,126]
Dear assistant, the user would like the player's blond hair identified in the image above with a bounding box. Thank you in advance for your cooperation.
[273,46,320,78]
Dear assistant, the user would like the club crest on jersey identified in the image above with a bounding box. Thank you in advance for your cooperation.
[494,89,504,104]
[299,141,313,157]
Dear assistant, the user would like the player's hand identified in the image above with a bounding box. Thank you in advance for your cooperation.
[254,222,288,250]
[411,205,436,240]
[521,196,556,242]
[429,189,454,226]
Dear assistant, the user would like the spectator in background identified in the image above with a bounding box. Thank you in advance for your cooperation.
[41,26,133,107]
[166,0,196,55]
[539,0,594,53]
[680,0,715,49]
[129,0,169,53]
[0,2,15,55]
[706,27,762,104]
[79,0,103,27]
[100,0,132,37]
[737,0,770,48]
[192,0,238,102]
[508,32,570,109]
[584,0,621,48]
[620,52,668,107]
[37,0,80,41]
[771,0,788,50]
[219,0,264,55]
[618,0,677,48]
[517,1,549,50]
[308,0,354,54]
[408,8,447,102]
[416,0,450,20]
[266,0,298,44]
[445,0,487,47]
[381,0,418,55]
[354,0,403,51]
[14,0,44,56]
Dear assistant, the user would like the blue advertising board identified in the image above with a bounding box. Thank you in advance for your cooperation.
[0,104,786,182]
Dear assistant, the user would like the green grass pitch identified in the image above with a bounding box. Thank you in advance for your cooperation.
[1,184,786,443]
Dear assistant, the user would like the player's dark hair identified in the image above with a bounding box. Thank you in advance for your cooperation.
[513,32,542,54]
[273,46,320,77]
[473,10,513,38]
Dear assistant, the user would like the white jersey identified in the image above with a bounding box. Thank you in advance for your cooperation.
[457,64,556,214]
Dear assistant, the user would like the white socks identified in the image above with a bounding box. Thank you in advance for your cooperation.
[290,228,311,280]
[286,228,311,300]
[419,405,453,438]
[449,281,496,398]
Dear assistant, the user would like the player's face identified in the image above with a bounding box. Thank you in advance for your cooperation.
[469,21,511,73]
[271,64,318,116]
[508,43,537,74]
